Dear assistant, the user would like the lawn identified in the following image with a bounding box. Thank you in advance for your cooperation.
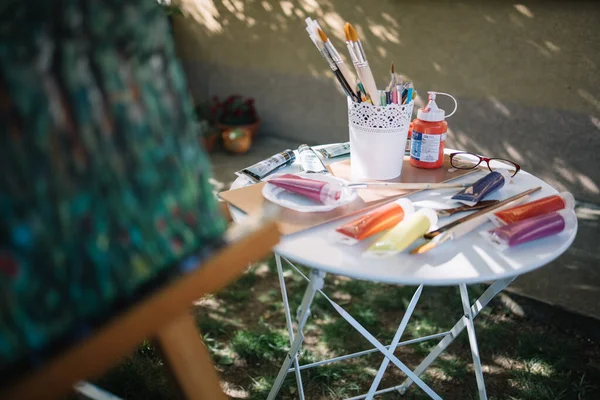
[95,255,600,399]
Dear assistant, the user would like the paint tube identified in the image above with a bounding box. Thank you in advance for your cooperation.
[365,208,438,257]
[480,209,576,251]
[334,198,414,245]
[451,169,511,207]
[490,192,574,226]
[267,173,342,205]
[298,144,329,174]
[315,142,351,159]
[236,149,296,182]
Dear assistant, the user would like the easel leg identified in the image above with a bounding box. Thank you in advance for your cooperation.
[365,285,423,400]
[398,277,515,395]
[267,267,325,400]
[155,313,227,400]
[459,284,487,399]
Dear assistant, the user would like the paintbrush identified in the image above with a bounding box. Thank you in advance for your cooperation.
[410,194,534,254]
[344,23,360,65]
[422,186,543,240]
[389,62,399,103]
[342,181,474,190]
[305,23,358,101]
[356,78,372,103]
[436,200,500,217]
[344,22,380,106]
[315,27,359,101]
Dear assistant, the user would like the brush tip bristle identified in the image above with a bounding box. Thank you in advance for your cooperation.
[391,62,395,73]
[317,28,328,42]
[344,24,351,41]
[410,242,436,255]
[346,23,358,41]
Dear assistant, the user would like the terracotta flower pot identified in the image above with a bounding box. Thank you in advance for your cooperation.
[216,118,261,140]
[222,128,252,154]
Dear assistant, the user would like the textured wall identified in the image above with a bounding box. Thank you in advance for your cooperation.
[173,0,600,202]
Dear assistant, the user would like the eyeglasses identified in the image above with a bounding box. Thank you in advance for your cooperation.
[449,152,521,177]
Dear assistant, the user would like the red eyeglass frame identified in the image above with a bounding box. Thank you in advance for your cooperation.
[449,152,521,177]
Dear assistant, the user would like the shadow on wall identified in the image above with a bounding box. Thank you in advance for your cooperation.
[172,0,600,202]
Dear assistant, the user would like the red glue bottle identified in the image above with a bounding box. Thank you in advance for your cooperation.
[409,91,457,169]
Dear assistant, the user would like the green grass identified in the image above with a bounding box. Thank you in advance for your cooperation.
[95,255,600,399]
[231,325,289,362]
[94,342,173,400]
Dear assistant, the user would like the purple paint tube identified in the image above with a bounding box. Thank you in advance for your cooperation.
[480,209,576,251]
[268,174,343,205]
[452,169,511,206]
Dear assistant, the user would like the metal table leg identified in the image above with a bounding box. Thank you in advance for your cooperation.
[275,254,305,399]
[269,255,515,400]
[397,276,516,395]
[267,262,325,400]
[459,284,487,399]
[278,257,441,399]
[365,285,424,399]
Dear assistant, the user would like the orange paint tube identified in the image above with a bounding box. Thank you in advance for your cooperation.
[490,192,574,226]
[334,198,414,245]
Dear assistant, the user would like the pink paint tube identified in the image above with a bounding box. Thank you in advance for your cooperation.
[490,192,574,226]
[480,209,576,251]
[268,174,343,205]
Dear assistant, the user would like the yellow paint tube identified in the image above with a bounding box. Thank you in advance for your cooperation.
[365,208,438,257]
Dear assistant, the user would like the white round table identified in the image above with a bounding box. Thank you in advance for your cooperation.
[227,146,577,400]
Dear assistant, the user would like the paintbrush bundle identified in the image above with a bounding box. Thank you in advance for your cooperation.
[305,18,415,107]
[304,18,420,181]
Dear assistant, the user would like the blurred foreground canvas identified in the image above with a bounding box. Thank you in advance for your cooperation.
[0,0,226,383]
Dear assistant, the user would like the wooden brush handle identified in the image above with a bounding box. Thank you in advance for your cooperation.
[437,200,500,217]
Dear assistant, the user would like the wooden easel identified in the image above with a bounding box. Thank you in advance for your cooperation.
[0,222,279,400]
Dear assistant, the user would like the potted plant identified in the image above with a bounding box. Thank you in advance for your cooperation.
[222,127,252,154]
[213,95,261,140]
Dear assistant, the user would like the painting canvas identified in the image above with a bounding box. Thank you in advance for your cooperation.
[0,0,226,381]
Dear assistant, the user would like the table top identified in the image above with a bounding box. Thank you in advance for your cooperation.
[229,146,577,286]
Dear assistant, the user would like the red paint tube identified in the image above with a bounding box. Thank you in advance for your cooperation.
[268,174,343,205]
[490,192,574,226]
[481,209,576,251]
[334,198,414,245]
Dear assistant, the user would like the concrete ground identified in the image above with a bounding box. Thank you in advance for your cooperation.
[210,137,600,321]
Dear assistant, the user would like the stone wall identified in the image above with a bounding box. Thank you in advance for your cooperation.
[172,0,600,202]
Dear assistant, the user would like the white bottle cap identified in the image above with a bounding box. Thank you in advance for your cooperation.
[559,192,575,210]
[417,92,445,122]
[393,198,415,215]
[319,183,343,205]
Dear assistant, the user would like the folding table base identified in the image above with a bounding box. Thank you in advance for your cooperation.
[267,254,516,400]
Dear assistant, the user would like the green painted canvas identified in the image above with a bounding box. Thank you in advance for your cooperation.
[0,0,226,379]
